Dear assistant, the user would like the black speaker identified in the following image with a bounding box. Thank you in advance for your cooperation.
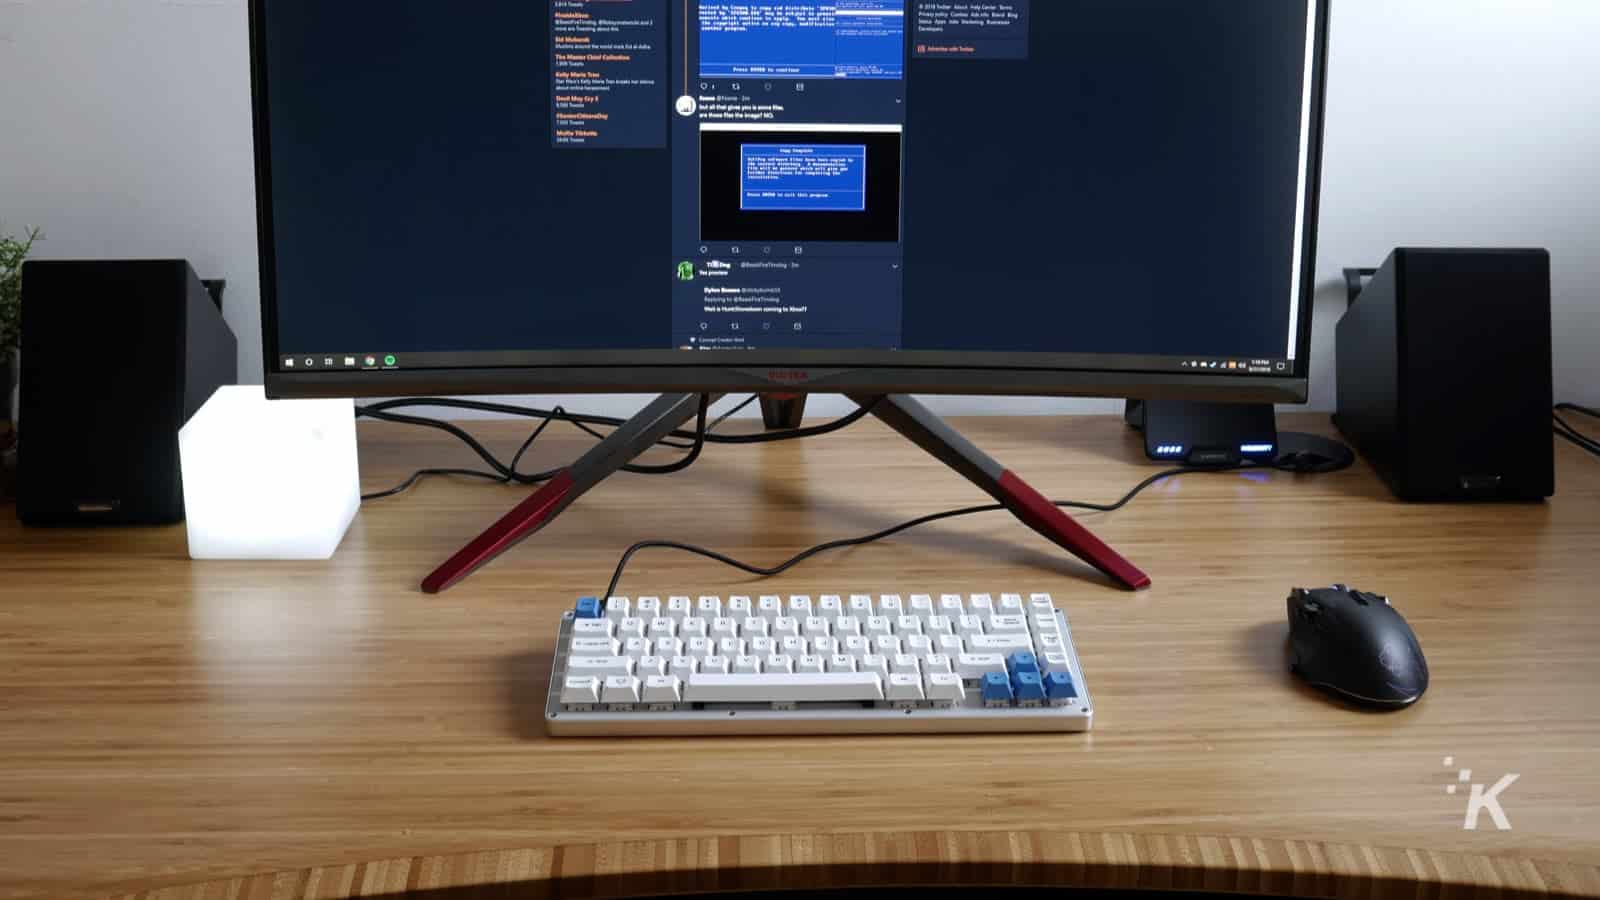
[1335,248,1553,501]
[18,260,236,525]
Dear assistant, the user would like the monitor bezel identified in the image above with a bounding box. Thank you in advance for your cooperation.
[249,0,1330,404]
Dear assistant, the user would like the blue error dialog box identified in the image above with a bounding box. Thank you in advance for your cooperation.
[740,144,869,212]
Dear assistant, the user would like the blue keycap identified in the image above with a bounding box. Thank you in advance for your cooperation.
[1012,671,1046,702]
[574,596,602,619]
[981,671,1013,704]
[1007,651,1040,677]
[1045,671,1078,700]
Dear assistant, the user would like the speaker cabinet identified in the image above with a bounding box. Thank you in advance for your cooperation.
[1335,248,1553,501]
[18,260,236,524]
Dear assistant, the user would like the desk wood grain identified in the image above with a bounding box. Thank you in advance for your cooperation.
[2,414,1597,900]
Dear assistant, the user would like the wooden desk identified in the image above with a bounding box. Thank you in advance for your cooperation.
[2,414,1597,900]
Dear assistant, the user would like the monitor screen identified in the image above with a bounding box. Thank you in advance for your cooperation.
[252,0,1326,400]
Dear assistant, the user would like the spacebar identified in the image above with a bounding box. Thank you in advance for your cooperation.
[685,673,885,703]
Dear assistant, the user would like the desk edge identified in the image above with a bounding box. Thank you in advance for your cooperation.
[104,829,1600,900]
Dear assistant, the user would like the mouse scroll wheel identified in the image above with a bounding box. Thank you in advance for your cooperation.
[1303,601,1322,616]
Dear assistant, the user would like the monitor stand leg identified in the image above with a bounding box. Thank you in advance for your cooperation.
[421,393,715,593]
[422,392,1152,593]
[848,394,1152,591]
[758,393,807,430]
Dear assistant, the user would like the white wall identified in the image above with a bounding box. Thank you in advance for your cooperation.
[2,0,1596,420]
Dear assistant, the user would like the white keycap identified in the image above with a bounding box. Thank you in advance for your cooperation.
[772,616,800,638]
[957,615,985,637]
[873,635,902,656]
[939,595,965,616]
[602,675,641,704]
[642,675,682,704]
[711,617,739,640]
[669,656,697,680]
[733,654,762,674]
[787,596,812,616]
[969,634,1034,653]
[1028,594,1055,617]
[1042,651,1071,672]
[834,615,862,636]
[1038,635,1066,656]
[573,619,615,638]
[803,616,831,638]
[998,594,1025,616]
[923,653,953,675]
[652,637,683,658]
[741,616,770,637]
[648,617,677,639]
[796,654,825,674]
[727,596,752,616]
[619,617,646,639]
[765,653,795,674]
[667,596,692,619]
[936,634,965,656]
[905,634,934,657]
[827,654,857,672]
[622,637,652,658]
[925,672,965,704]
[989,615,1030,635]
[844,635,872,658]
[848,595,874,616]
[636,655,667,677]
[560,675,602,705]
[890,653,920,675]
[909,595,935,619]
[749,636,776,656]
[636,596,661,619]
[968,594,995,621]
[818,595,843,615]
[717,637,745,657]
[569,637,621,658]
[701,654,731,674]
[812,636,839,656]
[697,596,722,617]
[860,653,889,680]
[569,656,635,677]
[605,597,630,623]
[886,673,925,701]
[1031,613,1062,636]
[878,595,904,616]
[680,617,709,638]
[685,636,713,657]
[758,596,783,616]
[956,653,1008,679]
[895,615,923,635]
[865,616,892,637]
[781,636,808,657]
[685,672,885,703]
[924,615,954,636]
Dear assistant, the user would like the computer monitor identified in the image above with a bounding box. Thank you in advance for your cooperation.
[250,0,1328,403]
[249,0,1330,593]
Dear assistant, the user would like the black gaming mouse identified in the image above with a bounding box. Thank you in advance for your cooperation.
[1286,585,1428,709]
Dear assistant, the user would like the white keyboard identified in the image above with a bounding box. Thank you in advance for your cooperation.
[544,592,1092,736]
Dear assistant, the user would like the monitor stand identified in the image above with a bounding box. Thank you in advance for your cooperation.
[758,393,808,430]
[421,393,1152,594]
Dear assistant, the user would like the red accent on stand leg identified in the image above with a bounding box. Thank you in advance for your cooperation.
[996,469,1153,590]
[421,469,577,594]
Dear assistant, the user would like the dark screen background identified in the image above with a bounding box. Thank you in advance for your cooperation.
[263,3,668,352]
[262,0,1310,361]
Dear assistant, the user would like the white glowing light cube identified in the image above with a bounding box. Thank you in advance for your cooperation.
[179,385,359,560]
